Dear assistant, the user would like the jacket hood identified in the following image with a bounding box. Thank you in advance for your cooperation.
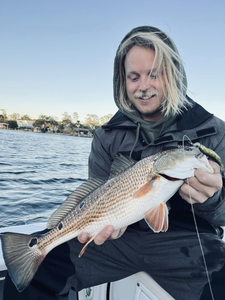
[113,25,187,112]
[113,26,188,142]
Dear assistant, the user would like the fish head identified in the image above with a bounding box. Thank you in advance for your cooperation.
[153,146,213,179]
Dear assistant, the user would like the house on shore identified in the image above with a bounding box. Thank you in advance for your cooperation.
[62,124,93,137]
[73,127,93,137]
[0,123,9,129]
[33,127,42,133]
[17,120,34,130]
[47,126,58,133]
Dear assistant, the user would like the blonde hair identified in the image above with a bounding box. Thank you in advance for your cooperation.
[117,31,190,116]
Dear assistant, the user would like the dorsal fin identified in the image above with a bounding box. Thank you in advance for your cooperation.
[47,178,105,229]
[109,154,136,179]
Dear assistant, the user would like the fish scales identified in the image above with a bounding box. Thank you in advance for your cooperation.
[60,156,154,233]
[37,156,154,255]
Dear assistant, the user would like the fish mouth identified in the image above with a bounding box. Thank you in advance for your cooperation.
[195,152,205,159]
[159,174,181,181]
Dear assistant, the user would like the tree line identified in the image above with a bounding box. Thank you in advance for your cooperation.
[0,109,113,133]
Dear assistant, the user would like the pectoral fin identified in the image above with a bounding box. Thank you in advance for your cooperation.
[78,234,97,258]
[133,175,160,198]
[144,202,169,233]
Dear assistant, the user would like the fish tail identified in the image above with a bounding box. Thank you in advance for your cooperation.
[0,232,45,292]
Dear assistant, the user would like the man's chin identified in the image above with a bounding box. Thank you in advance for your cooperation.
[139,108,164,121]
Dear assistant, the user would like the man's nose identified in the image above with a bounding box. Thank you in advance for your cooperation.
[139,77,151,91]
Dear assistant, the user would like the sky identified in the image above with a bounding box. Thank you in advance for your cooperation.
[0,0,225,122]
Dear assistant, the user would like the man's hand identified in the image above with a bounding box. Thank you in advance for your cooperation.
[179,161,223,204]
[78,226,127,245]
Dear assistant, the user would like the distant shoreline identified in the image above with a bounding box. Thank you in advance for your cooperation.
[0,128,92,138]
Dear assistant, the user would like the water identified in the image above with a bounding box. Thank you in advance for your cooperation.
[0,129,92,228]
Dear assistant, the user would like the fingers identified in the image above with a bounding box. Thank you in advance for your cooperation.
[179,161,223,204]
[77,225,114,245]
[77,225,128,246]
[77,232,89,244]
[179,182,207,204]
[193,165,222,191]
[109,226,127,239]
[209,160,221,173]
[94,225,114,245]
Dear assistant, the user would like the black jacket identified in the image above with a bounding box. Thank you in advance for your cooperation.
[89,98,225,236]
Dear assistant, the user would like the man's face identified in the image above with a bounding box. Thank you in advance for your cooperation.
[124,45,166,121]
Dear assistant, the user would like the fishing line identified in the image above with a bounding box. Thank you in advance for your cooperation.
[186,178,215,300]
[182,136,215,300]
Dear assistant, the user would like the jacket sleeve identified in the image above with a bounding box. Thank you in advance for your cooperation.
[194,187,225,227]
[88,129,113,180]
[193,127,225,227]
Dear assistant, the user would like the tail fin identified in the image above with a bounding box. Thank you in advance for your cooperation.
[0,232,46,292]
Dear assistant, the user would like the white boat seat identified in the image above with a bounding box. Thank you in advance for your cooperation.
[78,272,174,300]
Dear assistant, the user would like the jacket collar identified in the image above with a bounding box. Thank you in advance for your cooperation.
[103,97,213,132]
[176,96,213,131]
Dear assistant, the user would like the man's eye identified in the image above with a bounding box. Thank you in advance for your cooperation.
[131,77,138,81]
[128,76,138,82]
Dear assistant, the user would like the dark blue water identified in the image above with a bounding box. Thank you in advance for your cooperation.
[0,129,92,228]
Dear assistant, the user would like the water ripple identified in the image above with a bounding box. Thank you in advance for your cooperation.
[0,130,92,227]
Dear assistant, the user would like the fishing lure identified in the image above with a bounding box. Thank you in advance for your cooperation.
[192,142,225,178]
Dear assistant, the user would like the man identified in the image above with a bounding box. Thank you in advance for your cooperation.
[4,26,225,300]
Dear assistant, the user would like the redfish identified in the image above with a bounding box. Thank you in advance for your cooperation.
[0,147,213,292]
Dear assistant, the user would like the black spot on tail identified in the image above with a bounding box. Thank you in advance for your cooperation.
[58,223,63,230]
[29,238,37,247]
